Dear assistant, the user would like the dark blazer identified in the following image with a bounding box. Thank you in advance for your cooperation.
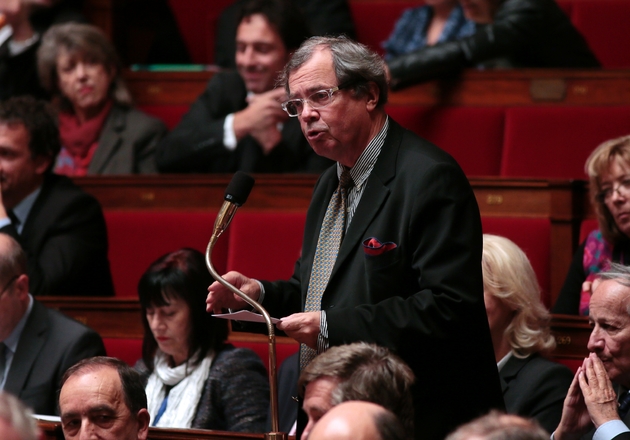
[0,174,114,296]
[388,0,600,89]
[86,104,166,175]
[260,120,504,440]
[155,71,332,174]
[500,353,573,433]
[0,39,48,101]
[4,299,105,415]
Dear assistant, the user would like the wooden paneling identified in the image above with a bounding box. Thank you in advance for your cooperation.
[123,69,630,107]
[551,314,591,360]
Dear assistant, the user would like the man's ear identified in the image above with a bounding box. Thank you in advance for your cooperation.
[33,154,52,175]
[14,274,29,300]
[136,409,151,440]
[365,81,380,111]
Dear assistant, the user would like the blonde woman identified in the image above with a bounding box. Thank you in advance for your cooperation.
[482,234,572,434]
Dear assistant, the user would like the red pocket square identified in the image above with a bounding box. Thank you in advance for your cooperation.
[363,237,397,256]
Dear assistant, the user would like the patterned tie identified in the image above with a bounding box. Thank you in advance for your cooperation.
[619,390,630,418]
[300,169,353,370]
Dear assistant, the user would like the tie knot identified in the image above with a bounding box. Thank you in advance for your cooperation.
[339,169,353,190]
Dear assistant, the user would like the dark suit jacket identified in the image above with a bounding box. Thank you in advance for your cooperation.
[155,71,332,173]
[0,39,48,101]
[4,299,105,415]
[500,353,573,433]
[0,174,114,296]
[87,105,166,175]
[260,120,504,440]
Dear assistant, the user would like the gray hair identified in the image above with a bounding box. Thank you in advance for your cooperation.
[0,392,39,440]
[279,36,388,108]
[38,23,132,111]
[597,263,630,315]
[445,411,549,440]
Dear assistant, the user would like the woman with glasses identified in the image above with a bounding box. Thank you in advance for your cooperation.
[554,135,630,315]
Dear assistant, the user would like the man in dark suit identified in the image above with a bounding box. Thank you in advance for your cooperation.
[0,233,105,415]
[0,96,113,296]
[156,0,332,174]
[207,36,503,439]
[555,263,630,440]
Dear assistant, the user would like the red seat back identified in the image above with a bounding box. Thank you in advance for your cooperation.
[570,0,630,68]
[501,106,630,179]
[103,338,143,366]
[226,212,306,281]
[579,218,599,243]
[105,211,228,297]
[387,105,505,176]
[137,105,190,130]
[482,217,552,307]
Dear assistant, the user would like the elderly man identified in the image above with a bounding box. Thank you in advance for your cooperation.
[58,357,150,440]
[207,35,503,439]
[156,0,331,173]
[446,411,550,440]
[308,401,406,440]
[0,96,113,296]
[0,233,105,415]
[555,263,630,440]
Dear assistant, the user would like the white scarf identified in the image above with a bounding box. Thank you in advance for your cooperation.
[145,350,214,428]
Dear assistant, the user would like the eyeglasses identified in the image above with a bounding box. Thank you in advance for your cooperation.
[281,81,354,117]
[0,274,19,297]
[596,178,630,203]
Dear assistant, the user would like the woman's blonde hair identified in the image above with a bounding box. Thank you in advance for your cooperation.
[482,234,555,357]
[585,135,630,243]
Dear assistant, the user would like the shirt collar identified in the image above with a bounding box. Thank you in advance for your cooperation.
[12,186,42,228]
[4,294,34,354]
[497,351,513,371]
[337,116,389,187]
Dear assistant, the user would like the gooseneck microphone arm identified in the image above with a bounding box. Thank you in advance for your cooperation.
[204,172,286,439]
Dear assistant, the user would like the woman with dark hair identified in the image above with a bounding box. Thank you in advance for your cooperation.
[38,22,166,175]
[135,248,269,432]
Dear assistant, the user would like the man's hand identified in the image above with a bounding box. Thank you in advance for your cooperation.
[276,312,321,349]
[555,364,593,440]
[206,271,261,314]
[233,88,288,154]
[580,353,620,428]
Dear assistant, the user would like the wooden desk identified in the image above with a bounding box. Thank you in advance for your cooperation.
[123,69,630,107]
[37,419,273,440]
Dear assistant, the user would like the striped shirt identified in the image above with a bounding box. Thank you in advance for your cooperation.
[318,117,390,354]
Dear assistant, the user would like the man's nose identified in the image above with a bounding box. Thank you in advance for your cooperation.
[587,327,604,352]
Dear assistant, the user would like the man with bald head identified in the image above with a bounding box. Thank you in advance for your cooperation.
[555,262,630,440]
[309,401,406,440]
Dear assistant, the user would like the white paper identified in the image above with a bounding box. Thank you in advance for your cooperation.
[213,310,280,324]
[33,414,61,422]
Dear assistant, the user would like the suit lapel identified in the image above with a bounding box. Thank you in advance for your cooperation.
[327,120,401,282]
[4,301,48,396]
[499,355,530,394]
[88,106,121,174]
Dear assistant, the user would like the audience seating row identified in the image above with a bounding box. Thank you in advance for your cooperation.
[164,0,630,69]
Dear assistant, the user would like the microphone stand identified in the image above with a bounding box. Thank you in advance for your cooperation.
[205,202,286,440]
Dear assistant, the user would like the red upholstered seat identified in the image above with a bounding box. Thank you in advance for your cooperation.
[569,0,630,68]
[137,105,190,130]
[226,212,306,281]
[349,1,421,55]
[482,217,552,307]
[579,218,599,243]
[553,358,581,374]
[167,0,234,63]
[386,105,505,176]
[105,211,228,297]
[501,106,630,179]
[103,338,143,366]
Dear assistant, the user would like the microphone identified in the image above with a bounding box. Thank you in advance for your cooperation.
[205,172,286,438]
[212,171,255,239]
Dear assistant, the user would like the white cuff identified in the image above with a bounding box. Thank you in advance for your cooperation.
[223,113,237,150]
